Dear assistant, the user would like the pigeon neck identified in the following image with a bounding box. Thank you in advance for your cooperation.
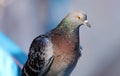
[57,18,80,33]
[51,23,80,44]
[56,19,80,38]
[50,24,80,54]
[50,18,80,45]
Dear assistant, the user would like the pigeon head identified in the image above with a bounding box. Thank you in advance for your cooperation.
[64,11,91,28]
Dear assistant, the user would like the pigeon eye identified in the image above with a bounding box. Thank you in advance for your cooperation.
[77,16,81,20]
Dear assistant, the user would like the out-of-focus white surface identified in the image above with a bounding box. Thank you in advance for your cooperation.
[0,48,18,76]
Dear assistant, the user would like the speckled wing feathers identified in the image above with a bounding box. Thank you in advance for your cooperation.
[22,35,54,76]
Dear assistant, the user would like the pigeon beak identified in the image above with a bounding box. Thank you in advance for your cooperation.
[83,20,91,28]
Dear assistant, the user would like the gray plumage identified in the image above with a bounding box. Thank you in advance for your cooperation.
[22,11,90,76]
[22,35,54,76]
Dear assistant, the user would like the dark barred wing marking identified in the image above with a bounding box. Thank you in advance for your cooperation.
[22,35,54,76]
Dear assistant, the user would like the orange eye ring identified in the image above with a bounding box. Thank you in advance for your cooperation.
[77,16,81,20]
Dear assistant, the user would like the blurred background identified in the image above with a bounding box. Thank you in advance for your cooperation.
[0,0,120,76]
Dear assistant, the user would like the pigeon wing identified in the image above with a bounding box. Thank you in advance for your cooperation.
[22,35,54,76]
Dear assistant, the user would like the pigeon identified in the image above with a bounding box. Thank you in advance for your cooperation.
[22,11,91,76]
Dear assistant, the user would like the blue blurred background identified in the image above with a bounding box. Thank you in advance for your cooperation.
[0,0,120,76]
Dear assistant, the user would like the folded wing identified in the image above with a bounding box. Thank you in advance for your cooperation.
[22,35,54,76]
